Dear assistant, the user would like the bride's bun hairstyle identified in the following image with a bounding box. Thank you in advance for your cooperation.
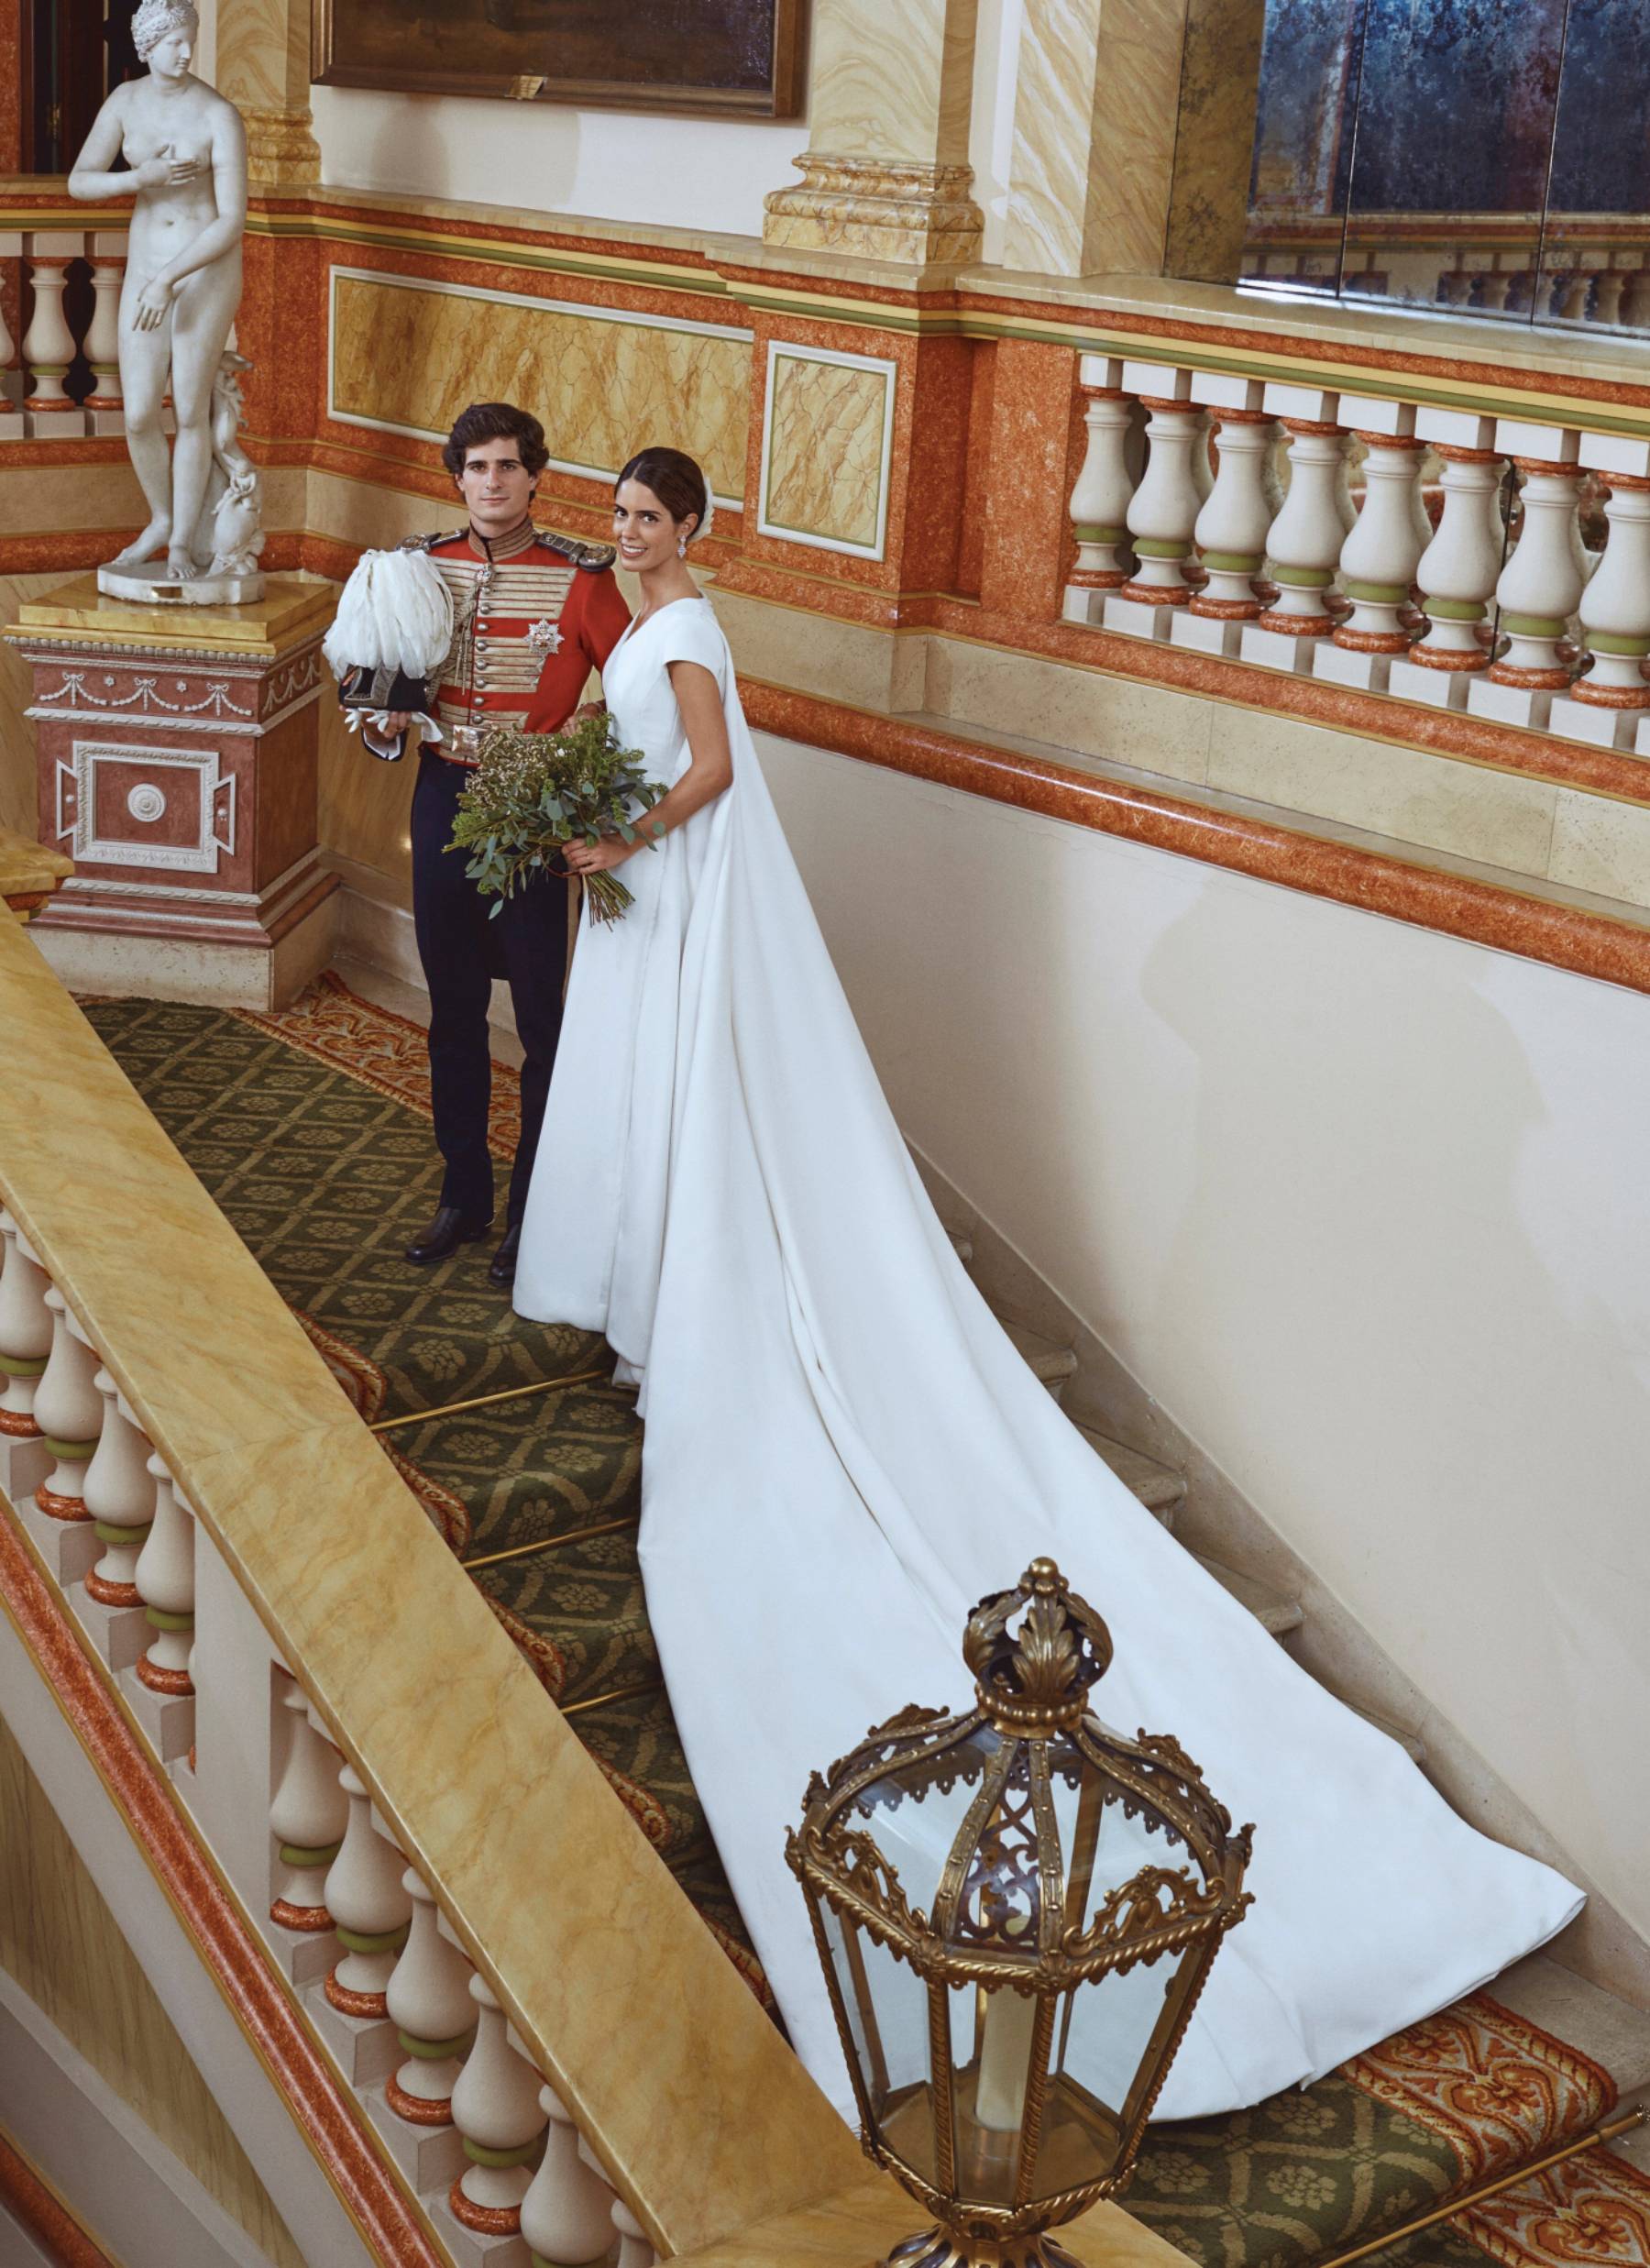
[616,446,713,544]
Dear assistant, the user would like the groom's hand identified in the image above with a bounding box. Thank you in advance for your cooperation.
[571,701,606,725]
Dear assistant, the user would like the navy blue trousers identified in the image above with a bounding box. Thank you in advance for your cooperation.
[410,749,569,1228]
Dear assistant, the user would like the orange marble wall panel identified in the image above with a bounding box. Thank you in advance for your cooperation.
[956,340,998,600]
[978,336,1081,622]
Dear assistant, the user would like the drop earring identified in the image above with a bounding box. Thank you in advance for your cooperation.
[677,533,688,557]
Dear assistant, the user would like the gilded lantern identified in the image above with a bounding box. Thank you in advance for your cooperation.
[786,1558,1254,2268]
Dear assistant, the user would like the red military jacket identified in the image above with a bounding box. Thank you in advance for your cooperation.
[380,517,630,763]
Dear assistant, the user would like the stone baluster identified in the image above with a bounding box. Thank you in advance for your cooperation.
[1244,385,1350,671]
[1593,268,1630,331]
[1623,269,1650,332]
[1392,412,1508,710]
[447,1973,547,2235]
[1317,396,1427,692]
[612,2195,657,2268]
[0,234,23,436]
[83,235,126,434]
[1063,355,1138,623]
[135,1456,196,1694]
[33,1292,104,1523]
[385,1869,476,2126]
[0,1211,52,1442]
[1172,374,1278,657]
[270,1682,348,1932]
[521,2086,617,2268]
[82,1374,155,1608]
[1468,424,1585,731]
[20,236,88,435]
[1105,363,1204,640]
[1551,435,1650,752]
[1478,267,1515,314]
[323,1764,412,2016]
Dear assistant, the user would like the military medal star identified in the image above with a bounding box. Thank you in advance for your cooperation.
[526,619,563,653]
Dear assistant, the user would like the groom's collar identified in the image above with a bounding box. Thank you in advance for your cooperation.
[463,515,538,563]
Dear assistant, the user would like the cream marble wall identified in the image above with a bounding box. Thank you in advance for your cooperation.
[759,347,893,555]
[1003,0,1193,276]
[806,0,979,164]
[1163,0,1266,281]
[330,272,751,504]
[759,727,1650,1959]
[0,1712,304,2268]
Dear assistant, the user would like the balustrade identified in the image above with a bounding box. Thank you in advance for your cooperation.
[0,1155,673,2268]
[1063,358,1650,756]
[0,227,131,441]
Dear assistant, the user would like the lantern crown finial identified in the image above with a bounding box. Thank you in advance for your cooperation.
[962,1558,1113,1732]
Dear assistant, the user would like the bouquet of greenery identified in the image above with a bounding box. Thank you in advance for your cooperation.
[446,711,666,926]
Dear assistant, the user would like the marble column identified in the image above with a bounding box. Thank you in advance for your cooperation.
[1003,0,1193,278]
[763,0,983,265]
[215,0,321,188]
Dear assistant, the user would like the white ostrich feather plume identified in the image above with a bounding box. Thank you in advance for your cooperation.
[322,548,455,681]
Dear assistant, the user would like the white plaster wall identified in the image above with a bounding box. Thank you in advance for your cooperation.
[757,732,1650,1947]
[311,86,809,240]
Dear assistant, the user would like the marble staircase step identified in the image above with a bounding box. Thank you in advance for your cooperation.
[1347,1700,1427,1763]
[1194,1552,1304,1641]
[1073,1423,1184,1527]
[1000,1317,1079,1401]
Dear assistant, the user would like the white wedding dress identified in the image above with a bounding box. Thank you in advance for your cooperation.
[514,592,1580,2123]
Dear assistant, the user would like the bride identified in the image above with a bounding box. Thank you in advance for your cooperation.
[513,446,1579,2123]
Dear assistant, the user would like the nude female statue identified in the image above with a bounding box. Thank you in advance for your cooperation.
[68,0,247,581]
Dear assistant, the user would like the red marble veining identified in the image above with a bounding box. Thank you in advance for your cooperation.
[978,339,1079,624]
[900,334,976,596]
[956,341,998,600]
[0,1510,447,2268]
[0,2130,118,2268]
[742,680,1650,996]
[0,0,22,175]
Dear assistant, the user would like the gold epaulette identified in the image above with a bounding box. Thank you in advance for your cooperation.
[535,531,618,573]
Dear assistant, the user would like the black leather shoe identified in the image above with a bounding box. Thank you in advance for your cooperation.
[404,1206,492,1266]
[488,1223,522,1287]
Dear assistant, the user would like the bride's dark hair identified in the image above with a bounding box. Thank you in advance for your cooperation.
[616,446,708,539]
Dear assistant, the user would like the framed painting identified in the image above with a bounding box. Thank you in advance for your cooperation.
[313,0,808,117]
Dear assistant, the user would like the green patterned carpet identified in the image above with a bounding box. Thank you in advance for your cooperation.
[81,992,761,1995]
[82,985,1649,2268]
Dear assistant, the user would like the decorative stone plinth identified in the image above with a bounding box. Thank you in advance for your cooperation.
[5,578,337,1009]
[97,561,266,608]
[763,156,983,266]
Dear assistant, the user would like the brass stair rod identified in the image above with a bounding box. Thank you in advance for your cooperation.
[461,1511,640,1573]
[1317,2106,1645,2268]
[561,1674,665,1720]
[368,1364,610,1435]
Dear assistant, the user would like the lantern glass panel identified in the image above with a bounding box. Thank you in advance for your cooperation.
[848,1725,1000,1918]
[1054,1950,1183,2120]
[1048,1751,1182,1934]
[820,1900,940,2184]
[946,1980,1037,2205]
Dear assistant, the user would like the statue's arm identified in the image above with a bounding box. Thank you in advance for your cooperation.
[149,105,248,290]
[67,91,139,200]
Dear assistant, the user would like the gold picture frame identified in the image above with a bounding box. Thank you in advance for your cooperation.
[313,0,808,119]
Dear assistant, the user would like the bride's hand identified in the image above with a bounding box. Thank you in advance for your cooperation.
[565,835,636,875]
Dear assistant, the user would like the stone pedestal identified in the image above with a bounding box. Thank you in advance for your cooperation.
[5,578,337,1009]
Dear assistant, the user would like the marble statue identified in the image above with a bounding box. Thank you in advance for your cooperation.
[68,0,263,601]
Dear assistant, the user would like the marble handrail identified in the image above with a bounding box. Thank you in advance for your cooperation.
[1067,349,1650,755]
[0,828,72,919]
[0,900,864,2259]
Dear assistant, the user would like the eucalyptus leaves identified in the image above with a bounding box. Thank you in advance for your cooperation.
[446,711,666,926]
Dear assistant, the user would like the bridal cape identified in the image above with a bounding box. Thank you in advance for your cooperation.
[515,593,1580,2123]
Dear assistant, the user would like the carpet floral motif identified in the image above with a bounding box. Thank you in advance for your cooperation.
[1458,2151,1650,2268]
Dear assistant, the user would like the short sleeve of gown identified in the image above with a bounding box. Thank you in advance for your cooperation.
[654,600,731,690]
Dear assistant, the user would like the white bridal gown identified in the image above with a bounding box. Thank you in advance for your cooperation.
[514,593,1579,2123]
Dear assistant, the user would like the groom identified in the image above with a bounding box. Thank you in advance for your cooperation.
[361,401,630,1285]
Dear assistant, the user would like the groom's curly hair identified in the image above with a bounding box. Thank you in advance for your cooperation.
[443,402,549,480]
